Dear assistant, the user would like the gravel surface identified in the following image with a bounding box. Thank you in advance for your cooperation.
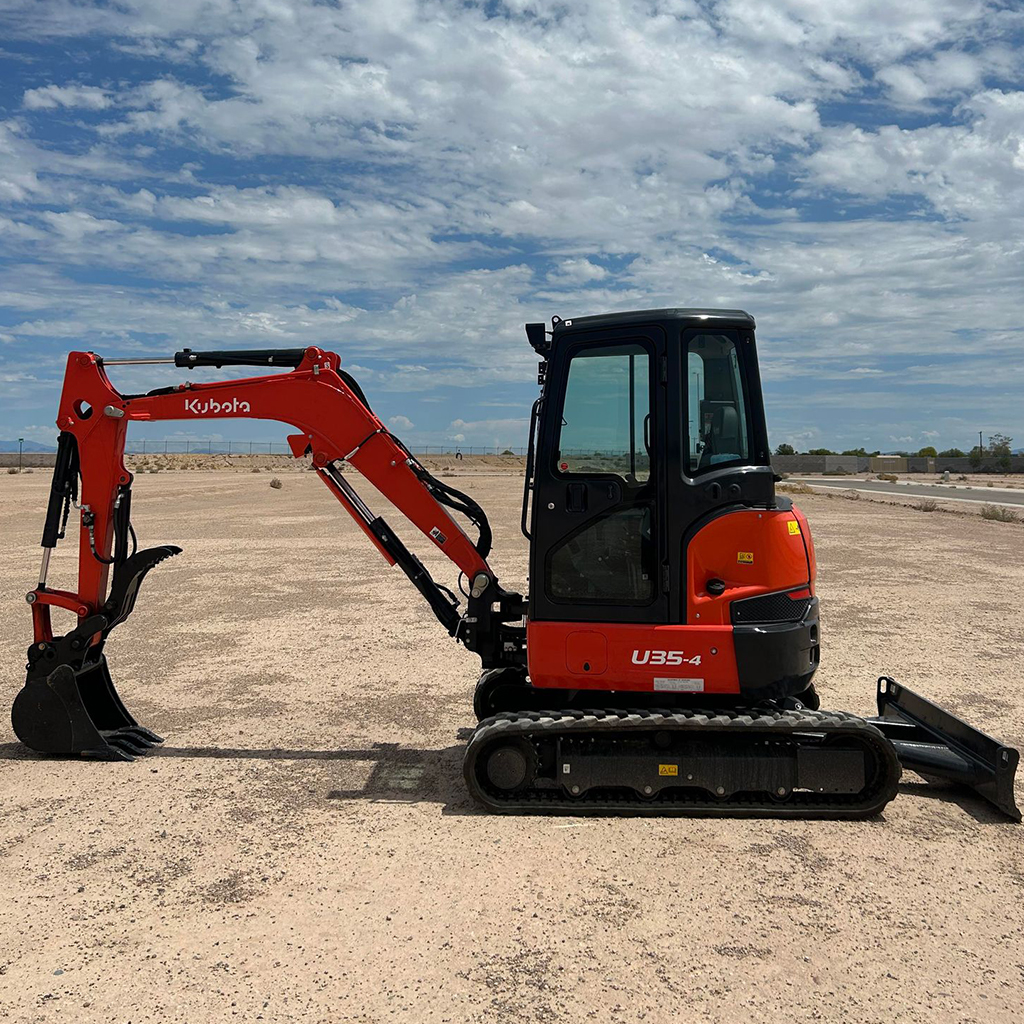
[1,471,1022,1023]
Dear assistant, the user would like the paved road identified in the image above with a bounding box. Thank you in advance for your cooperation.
[794,477,1024,506]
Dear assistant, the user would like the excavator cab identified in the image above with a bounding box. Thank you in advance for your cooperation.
[518,309,819,708]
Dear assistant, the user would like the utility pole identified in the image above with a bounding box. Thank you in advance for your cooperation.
[18,437,24,473]
[979,430,984,453]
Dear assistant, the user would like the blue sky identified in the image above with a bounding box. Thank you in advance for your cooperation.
[1,1,1022,452]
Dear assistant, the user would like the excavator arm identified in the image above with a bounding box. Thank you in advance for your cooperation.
[16,346,525,760]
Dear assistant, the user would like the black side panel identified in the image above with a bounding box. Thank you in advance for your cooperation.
[733,598,820,699]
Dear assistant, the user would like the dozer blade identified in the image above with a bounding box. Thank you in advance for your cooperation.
[869,676,1021,822]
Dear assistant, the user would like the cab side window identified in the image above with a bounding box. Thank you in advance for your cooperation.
[686,333,749,474]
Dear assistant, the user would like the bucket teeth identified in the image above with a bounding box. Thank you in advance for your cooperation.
[129,725,165,744]
[120,726,162,747]
[104,731,151,757]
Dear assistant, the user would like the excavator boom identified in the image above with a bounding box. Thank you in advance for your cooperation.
[15,345,525,761]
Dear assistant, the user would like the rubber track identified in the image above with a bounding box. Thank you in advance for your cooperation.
[463,707,902,819]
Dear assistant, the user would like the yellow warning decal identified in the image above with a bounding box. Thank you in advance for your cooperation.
[788,520,801,536]
[659,764,679,776]
[737,551,754,564]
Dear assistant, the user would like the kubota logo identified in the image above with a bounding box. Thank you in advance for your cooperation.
[184,397,251,415]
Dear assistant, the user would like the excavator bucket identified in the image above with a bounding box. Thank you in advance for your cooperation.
[869,676,1021,821]
[12,658,163,761]
[13,544,180,761]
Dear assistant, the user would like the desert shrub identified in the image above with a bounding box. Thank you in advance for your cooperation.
[843,489,860,500]
[269,477,283,489]
[251,466,261,473]
[777,482,812,494]
[501,448,515,456]
[916,499,939,512]
[877,473,899,483]
[981,504,1019,523]
[6,467,18,474]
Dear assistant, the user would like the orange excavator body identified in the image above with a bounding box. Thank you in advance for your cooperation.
[11,312,1019,821]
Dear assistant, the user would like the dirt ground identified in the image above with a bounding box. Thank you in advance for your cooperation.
[1,471,1022,1024]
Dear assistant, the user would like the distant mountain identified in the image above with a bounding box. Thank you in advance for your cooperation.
[0,439,57,453]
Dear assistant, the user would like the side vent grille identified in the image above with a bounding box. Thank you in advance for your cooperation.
[731,590,811,625]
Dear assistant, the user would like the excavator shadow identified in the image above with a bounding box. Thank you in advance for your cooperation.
[0,740,479,815]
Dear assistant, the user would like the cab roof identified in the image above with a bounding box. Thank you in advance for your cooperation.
[552,307,755,333]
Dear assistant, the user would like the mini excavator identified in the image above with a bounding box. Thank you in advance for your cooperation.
[12,309,1021,820]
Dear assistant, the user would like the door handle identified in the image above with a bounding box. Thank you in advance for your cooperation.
[566,482,588,513]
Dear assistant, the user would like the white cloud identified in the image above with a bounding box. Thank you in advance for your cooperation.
[23,84,111,110]
[388,414,414,430]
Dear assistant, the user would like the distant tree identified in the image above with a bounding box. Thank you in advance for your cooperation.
[938,448,965,458]
[841,448,868,457]
[988,433,1013,471]
[968,445,983,469]
[806,448,835,456]
[987,433,1013,456]
[774,443,796,456]
[917,446,937,457]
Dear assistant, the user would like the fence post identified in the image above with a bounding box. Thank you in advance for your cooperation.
[185,441,190,455]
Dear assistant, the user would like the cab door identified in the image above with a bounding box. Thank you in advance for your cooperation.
[529,327,668,624]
